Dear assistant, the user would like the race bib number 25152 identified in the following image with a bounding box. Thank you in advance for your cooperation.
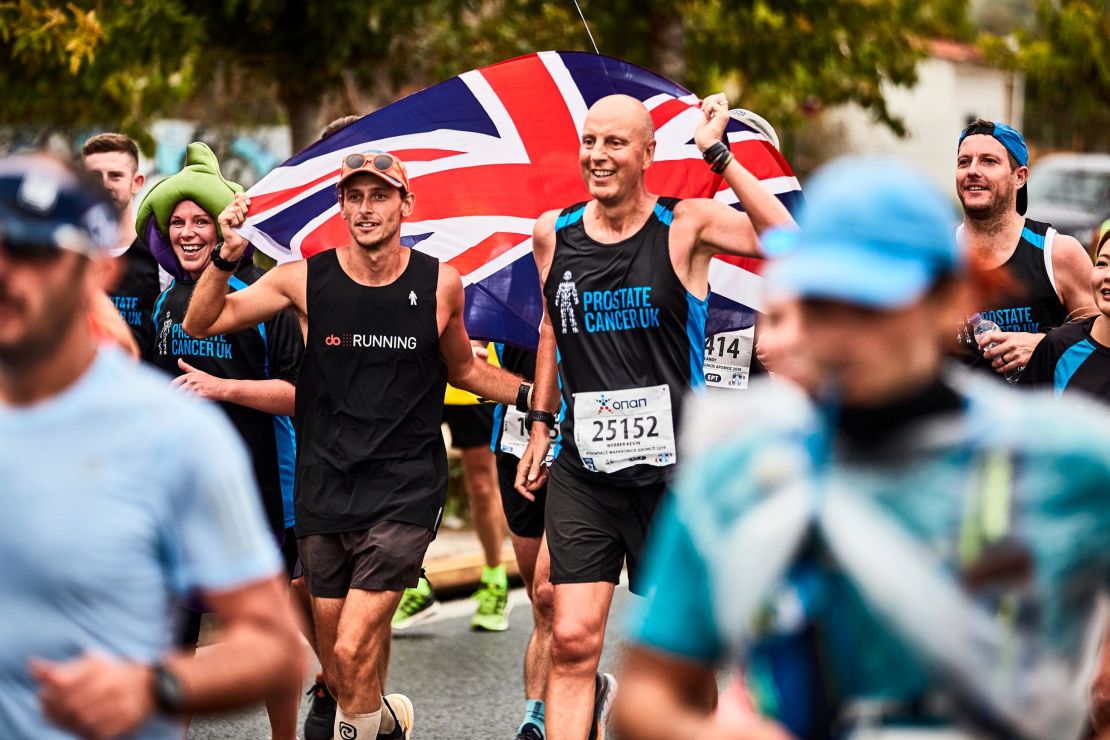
[572,384,676,473]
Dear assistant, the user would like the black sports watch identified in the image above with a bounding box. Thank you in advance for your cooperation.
[210,242,238,272]
[525,410,557,435]
[515,381,534,413]
[151,662,185,713]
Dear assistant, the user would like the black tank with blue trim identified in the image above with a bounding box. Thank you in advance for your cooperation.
[961,219,1070,374]
[1019,316,1110,401]
[544,197,707,487]
[150,264,302,535]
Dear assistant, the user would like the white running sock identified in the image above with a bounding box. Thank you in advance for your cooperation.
[335,706,380,739]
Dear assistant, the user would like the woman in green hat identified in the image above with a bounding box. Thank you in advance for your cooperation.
[136,142,305,740]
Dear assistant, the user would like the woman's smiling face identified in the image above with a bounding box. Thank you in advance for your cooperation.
[169,199,218,279]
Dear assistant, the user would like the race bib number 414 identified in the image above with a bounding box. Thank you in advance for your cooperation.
[703,327,754,389]
[572,384,676,473]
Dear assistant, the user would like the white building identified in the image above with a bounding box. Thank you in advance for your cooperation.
[809,40,1024,196]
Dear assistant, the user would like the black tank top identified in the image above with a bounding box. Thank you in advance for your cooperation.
[960,219,1069,373]
[545,198,707,487]
[112,237,162,359]
[149,265,301,537]
[296,249,448,535]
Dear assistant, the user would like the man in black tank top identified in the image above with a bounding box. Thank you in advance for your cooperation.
[183,151,530,740]
[956,120,1093,380]
[516,93,796,740]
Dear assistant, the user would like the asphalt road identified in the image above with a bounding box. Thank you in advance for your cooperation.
[188,586,633,739]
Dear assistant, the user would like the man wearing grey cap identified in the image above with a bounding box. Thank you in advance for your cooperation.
[0,153,305,738]
[615,156,1110,739]
[956,120,1093,380]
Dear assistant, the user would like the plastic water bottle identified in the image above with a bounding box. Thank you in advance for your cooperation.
[969,313,1022,384]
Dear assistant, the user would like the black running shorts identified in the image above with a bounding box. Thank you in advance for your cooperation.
[280,526,301,579]
[496,450,546,538]
[442,404,495,449]
[545,463,665,595]
[298,520,435,597]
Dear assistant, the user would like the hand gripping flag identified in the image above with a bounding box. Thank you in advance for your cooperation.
[237,51,802,350]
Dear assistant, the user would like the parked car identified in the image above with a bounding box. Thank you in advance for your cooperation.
[1026,153,1110,254]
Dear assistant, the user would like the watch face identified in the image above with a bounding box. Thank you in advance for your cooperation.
[154,664,184,711]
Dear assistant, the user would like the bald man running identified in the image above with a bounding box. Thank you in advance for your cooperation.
[515,94,795,739]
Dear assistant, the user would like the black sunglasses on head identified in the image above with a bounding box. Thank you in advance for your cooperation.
[344,152,398,172]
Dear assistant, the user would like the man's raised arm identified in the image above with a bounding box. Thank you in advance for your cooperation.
[700,93,794,236]
[681,93,796,261]
[183,194,305,338]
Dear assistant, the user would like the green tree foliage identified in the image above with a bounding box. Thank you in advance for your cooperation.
[415,0,971,137]
[2,0,977,152]
[199,0,434,150]
[0,0,433,150]
[0,0,201,151]
[980,0,1110,151]
[691,0,972,136]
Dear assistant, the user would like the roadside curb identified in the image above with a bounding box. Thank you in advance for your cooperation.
[422,543,519,594]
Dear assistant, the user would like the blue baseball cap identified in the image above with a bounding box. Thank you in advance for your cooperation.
[763,156,962,309]
[957,120,1029,215]
[0,153,119,256]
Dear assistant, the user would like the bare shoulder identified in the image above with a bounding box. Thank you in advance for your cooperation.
[1053,233,1093,272]
[269,259,309,303]
[437,261,464,300]
[438,261,462,285]
[267,259,308,285]
[533,209,561,244]
[674,196,737,223]
[532,209,563,279]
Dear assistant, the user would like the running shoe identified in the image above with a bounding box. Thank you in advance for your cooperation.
[379,692,414,740]
[469,579,511,632]
[392,576,440,631]
[516,722,545,740]
[303,672,337,740]
[587,672,617,740]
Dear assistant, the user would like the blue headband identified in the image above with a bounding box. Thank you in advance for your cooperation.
[958,121,1028,167]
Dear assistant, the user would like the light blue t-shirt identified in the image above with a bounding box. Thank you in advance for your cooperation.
[630,372,1110,738]
[0,349,282,738]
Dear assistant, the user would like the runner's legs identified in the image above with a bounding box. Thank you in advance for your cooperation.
[513,533,553,699]
[547,581,616,740]
[462,444,506,568]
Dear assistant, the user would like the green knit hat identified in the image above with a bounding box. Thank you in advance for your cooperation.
[136,142,249,279]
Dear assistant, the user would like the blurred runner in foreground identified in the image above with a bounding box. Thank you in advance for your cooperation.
[616,156,1110,740]
[0,155,303,738]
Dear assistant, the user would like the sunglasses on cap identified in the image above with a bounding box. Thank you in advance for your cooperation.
[344,152,397,172]
[338,150,410,193]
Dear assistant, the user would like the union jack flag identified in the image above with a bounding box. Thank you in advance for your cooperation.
[238,51,802,350]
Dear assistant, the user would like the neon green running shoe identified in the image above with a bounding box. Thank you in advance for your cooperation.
[392,576,439,631]
[470,565,511,632]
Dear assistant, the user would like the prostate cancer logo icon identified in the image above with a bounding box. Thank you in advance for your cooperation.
[325,334,341,346]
